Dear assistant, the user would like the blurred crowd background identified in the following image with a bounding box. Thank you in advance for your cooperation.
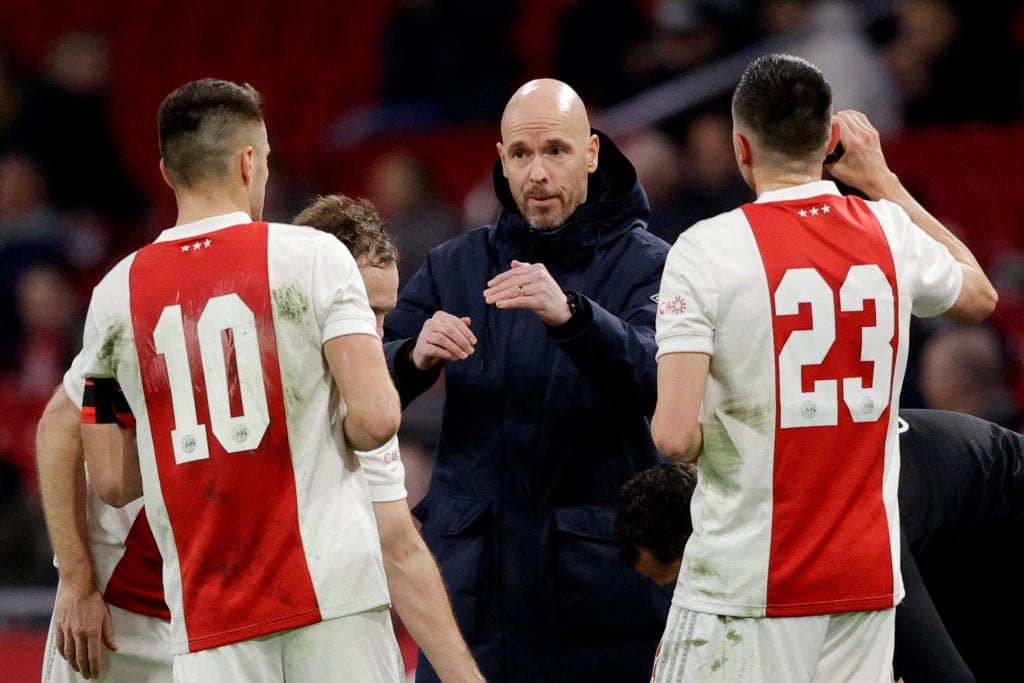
[0,0,1021,663]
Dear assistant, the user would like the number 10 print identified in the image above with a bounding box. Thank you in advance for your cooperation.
[153,293,270,463]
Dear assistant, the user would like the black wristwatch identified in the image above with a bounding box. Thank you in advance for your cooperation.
[549,290,591,339]
[565,290,582,319]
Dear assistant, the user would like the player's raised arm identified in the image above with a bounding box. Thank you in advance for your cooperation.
[827,109,997,324]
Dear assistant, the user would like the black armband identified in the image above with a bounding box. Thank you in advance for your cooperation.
[82,378,136,428]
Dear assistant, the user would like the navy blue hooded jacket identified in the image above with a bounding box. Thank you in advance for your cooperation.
[383,131,671,682]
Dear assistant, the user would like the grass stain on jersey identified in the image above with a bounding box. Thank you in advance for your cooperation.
[719,398,771,438]
[690,559,721,580]
[98,318,129,373]
[699,412,743,494]
[272,284,310,324]
[283,381,303,415]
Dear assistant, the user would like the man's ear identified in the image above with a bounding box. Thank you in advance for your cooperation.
[158,159,175,190]
[587,133,599,173]
[733,131,752,167]
[823,120,844,164]
[239,146,255,186]
[826,119,842,156]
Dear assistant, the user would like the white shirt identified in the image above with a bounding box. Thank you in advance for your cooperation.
[77,213,394,653]
[656,181,962,617]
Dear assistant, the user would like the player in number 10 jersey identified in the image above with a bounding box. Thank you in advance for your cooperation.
[74,80,404,680]
[650,54,997,682]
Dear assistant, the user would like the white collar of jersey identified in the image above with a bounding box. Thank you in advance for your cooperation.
[153,211,254,243]
[754,180,841,204]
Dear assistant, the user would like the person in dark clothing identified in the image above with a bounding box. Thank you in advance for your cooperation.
[383,78,672,683]
[614,408,1024,683]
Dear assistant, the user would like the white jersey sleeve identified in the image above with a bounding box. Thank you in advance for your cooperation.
[355,434,407,503]
[870,199,963,317]
[78,253,136,385]
[309,233,380,343]
[655,217,723,359]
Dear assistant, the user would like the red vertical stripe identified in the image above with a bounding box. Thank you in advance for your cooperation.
[103,507,170,620]
[221,328,244,418]
[129,223,321,650]
[745,196,899,616]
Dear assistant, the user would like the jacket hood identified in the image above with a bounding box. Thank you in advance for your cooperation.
[488,130,650,267]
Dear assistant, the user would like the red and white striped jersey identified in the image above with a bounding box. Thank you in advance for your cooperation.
[62,363,405,622]
[77,212,390,654]
[656,181,962,618]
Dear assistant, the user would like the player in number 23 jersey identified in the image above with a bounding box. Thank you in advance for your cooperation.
[650,54,996,682]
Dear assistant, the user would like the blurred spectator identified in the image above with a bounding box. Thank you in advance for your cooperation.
[260,163,317,226]
[0,31,146,221]
[883,0,1022,126]
[368,152,460,290]
[0,460,55,585]
[620,125,687,238]
[10,262,79,390]
[355,0,520,136]
[760,0,904,135]
[553,0,650,107]
[0,50,30,152]
[388,0,520,120]
[0,259,82,493]
[0,170,82,490]
[990,253,1024,409]
[918,324,1023,431]
[0,152,69,360]
[623,1,760,91]
[461,174,501,230]
[0,152,63,249]
[631,108,752,244]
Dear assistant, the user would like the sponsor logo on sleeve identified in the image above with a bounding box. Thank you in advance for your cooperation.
[658,295,687,316]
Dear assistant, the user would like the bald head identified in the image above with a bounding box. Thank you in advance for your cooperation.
[500,79,591,142]
[497,79,599,229]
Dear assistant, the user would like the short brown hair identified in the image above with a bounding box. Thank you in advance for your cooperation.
[732,53,832,159]
[157,78,264,188]
[293,194,398,268]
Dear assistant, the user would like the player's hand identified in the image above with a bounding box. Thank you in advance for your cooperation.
[826,110,900,200]
[54,577,117,679]
[484,260,571,326]
[411,311,477,370]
